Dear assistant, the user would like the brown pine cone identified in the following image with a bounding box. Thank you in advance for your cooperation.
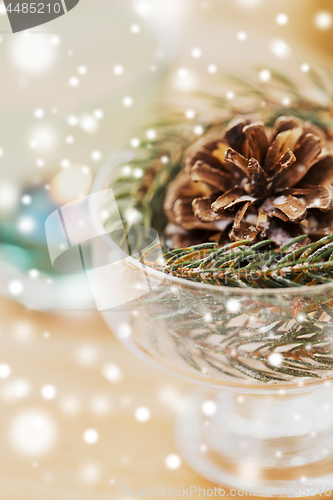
[164,115,333,247]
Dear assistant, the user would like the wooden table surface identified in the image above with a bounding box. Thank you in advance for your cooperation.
[0,295,327,500]
[0,296,222,499]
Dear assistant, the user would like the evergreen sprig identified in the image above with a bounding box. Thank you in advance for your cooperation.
[140,234,333,288]
[143,270,333,382]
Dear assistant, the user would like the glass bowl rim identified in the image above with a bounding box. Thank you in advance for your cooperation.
[90,151,333,297]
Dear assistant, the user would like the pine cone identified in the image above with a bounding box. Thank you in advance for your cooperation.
[164,115,333,247]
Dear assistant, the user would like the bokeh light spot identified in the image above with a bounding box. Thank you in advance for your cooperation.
[315,11,332,30]
[0,364,11,379]
[9,409,57,456]
[165,454,181,470]
[276,13,288,25]
[202,400,217,416]
[41,385,57,400]
[10,34,56,73]
[135,406,151,422]
[102,363,123,383]
[8,280,24,296]
[83,428,99,444]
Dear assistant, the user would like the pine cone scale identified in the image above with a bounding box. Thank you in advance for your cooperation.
[269,194,307,223]
[212,188,255,212]
[274,133,322,188]
[268,149,295,177]
[192,195,230,222]
[243,122,269,163]
[224,148,250,176]
[265,127,302,170]
[299,153,333,186]
[190,161,235,192]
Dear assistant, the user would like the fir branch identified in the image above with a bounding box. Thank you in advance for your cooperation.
[140,235,333,289]
[142,282,333,383]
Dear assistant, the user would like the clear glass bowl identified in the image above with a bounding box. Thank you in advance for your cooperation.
[90,153,333,495]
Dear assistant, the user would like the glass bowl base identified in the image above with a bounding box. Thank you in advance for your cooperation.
[175,388,333,496]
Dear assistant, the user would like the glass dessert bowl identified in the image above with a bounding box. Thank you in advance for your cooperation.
[90,152,333,496]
